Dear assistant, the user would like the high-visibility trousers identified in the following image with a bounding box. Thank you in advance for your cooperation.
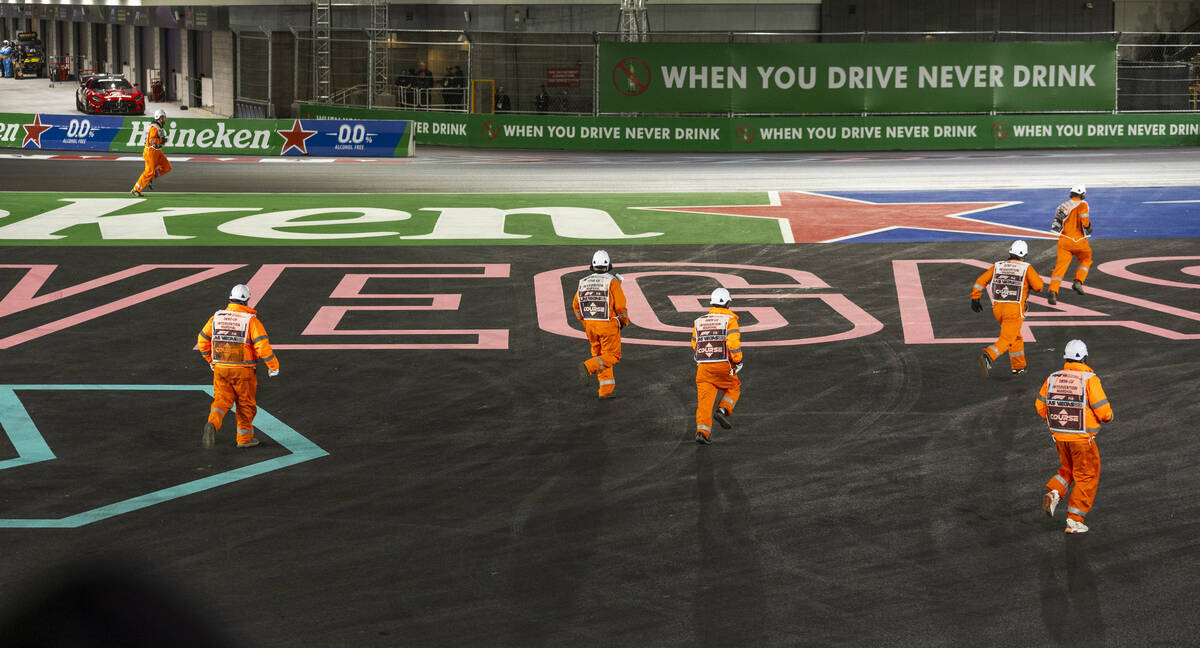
[134,148,171,192]
[208,365,259,444]
[983,306,1026,371]
[581,319,622,397]
[1050,238,1092,294]
[696,362,740,440]
[1045,438,1101,523]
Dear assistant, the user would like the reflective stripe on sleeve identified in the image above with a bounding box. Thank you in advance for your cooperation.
[259,354,275,363]
[1091,398,1109,409]
[199,331,212,340]
[973,283,984,291]
[1054,475,1069,487]
[252,334,269,343]
[599,380,615,386]
[1037,395,1047,403]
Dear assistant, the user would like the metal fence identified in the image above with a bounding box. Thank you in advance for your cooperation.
[234,29,1200,118]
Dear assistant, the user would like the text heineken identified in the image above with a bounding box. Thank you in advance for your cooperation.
[127,120,273,150]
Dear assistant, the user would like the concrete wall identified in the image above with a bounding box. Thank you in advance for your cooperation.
[821,0,1116,33]
[212,29,234,116]
[180,27,191,104]
[228,3,821,33]
[1116,0,1200,30]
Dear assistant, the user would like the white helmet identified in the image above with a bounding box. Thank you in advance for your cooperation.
[229,284,251,304]
[153,109,166,121]
[1009,240,1028,258]
[1064,339,1088,361]
[710,287,731,306]
[590,249,611,272]
[1070,185,1086,197]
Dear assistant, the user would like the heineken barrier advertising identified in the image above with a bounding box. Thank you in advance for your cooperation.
[0,113,415,157]
[599,42,1117,113]
[0,113,126,151]
[298,105,1200,152]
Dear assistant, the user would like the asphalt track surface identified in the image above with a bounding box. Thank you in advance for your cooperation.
[1,149,1200,647]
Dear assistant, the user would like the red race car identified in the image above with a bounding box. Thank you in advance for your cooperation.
[76,75,146,115]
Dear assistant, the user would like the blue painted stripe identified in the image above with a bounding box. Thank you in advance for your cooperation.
[0,384,325,529]
[0,388,56,470]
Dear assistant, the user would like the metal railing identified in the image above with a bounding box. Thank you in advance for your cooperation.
[234,29,1200,118]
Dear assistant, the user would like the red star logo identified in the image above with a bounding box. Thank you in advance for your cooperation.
[22,114,52,149]
[276,119,319,156]
[640,190,1052,243]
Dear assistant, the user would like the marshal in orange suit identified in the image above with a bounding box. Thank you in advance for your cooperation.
[573,250,629,399]
[131,109,171,196]
[1047,185,1093,304]
[971,239,1044,378]
[1036,339,1114,534]
[196,284,280,448]
[691,287,743,445]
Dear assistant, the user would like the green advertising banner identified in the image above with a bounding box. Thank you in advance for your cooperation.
[598,41,1117,113]
[298,104,1200,153]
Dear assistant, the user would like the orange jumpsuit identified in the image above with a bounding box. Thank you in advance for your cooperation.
[133,121,171,194]
[1049,197,1092,296]
[971,258,1044,371]
[197,303,279,446]
[691,306,742,442]
[1036,361,1113,524]
[573,272,629,398]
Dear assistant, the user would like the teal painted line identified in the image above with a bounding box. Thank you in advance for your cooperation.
[6,384,212,391]
[0,384,326,529]
[0,387,56,470]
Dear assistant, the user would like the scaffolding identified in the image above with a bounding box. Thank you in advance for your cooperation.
[312,0,332,101]
[618,0,649,43]
[369,0,389,105]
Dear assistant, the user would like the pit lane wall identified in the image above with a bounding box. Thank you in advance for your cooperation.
[0,113,415,157]
[297,105,1200,152]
